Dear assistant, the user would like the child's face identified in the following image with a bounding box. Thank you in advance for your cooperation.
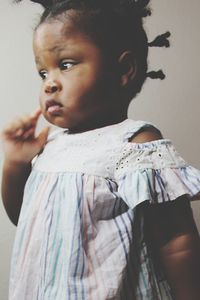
[33,18,121,131]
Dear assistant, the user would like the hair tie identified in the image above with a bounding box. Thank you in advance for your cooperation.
[148,31,171,48]
[146,70,165,80]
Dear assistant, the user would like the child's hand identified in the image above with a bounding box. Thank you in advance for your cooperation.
[1,108,49,164]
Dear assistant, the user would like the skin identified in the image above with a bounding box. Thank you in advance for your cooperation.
[132,131,200,300]
[33,19,129,132]
[1,15,200,299]
[1,16,135,223]
[1,108,49,225]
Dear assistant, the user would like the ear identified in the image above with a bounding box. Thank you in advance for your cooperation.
[118,51,137,88]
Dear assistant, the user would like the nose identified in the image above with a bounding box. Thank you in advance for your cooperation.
[44,79,62,94]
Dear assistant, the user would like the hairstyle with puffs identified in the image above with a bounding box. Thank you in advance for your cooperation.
[14,0,170,99]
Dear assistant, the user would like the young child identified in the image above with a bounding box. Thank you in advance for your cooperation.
[2,0,200,299]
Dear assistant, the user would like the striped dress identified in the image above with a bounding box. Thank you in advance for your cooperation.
[9,119,200,300]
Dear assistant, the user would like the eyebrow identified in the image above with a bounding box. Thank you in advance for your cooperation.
[35,45,67,64]
[48,45,66,52]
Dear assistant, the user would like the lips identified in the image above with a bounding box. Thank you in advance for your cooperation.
[45,100,63,115]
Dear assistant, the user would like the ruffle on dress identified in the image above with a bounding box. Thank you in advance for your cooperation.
[115,139,200,209]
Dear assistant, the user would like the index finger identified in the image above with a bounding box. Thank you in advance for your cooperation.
[30,107,42,121]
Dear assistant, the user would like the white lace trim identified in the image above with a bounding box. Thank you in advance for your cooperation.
[114,139,187,179]
[32,119,187,179]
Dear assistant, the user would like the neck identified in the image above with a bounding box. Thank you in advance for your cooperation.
[68,112,128,134]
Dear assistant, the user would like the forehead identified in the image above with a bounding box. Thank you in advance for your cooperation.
[33,19,93,57]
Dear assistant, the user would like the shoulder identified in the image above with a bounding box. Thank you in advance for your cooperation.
[129,126,163,143]
[121,119,163,143]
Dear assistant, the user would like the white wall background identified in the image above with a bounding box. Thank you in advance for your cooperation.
[0,0,200,299]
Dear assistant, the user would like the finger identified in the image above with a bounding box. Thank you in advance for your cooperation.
[20,127,35,140]
[15,128,25,137]
[30,107,42,121]
[3,119,27,136]
[20,115,37,129]
[3,116,36,138]
[2,109,42,139]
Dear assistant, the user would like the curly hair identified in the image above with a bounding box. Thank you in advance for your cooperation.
[14,0,170,99]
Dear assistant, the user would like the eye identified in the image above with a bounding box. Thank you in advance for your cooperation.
[59,60,76,70]
[39,70,48,80]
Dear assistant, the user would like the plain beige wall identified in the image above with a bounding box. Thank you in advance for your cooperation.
[0,0,200,299]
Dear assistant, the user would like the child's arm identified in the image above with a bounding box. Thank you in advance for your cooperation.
[1,109,49,226]
[2,160,32,226]
[131,130,200,300]
[145,197,200,300]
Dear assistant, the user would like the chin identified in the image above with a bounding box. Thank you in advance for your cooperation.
[46,115,81,130]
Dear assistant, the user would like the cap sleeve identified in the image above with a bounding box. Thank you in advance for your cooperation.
[114,139,200,209]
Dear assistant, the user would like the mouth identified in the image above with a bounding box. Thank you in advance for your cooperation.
[45,100,63,115]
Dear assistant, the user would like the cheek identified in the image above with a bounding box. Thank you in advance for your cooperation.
[63,72,102,104]
[73,64,105,92]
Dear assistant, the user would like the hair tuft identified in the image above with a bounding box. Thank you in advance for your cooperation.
[146,70,165,80]
[148,31,171,48]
